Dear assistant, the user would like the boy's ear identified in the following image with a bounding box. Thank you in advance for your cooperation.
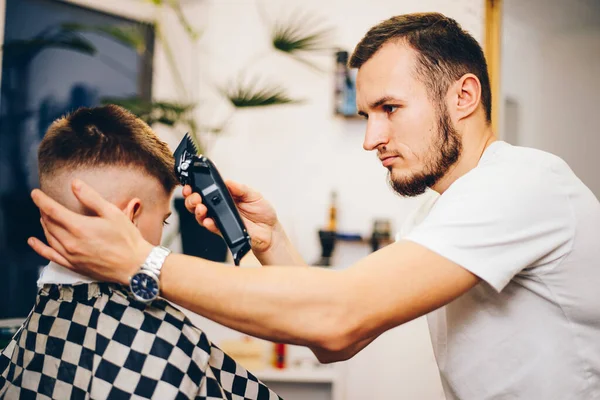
[123,198,142,225]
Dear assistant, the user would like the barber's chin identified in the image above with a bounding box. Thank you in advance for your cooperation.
[388,167,411,179]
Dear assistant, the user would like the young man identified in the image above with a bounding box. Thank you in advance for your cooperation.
[29,13,600,400]
[0,105,280,400]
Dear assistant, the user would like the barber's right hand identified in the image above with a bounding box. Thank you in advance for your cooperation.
[182,180,278,254]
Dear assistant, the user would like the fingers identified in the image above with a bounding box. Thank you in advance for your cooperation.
[39,209,86,257]
[224,180,246,198]
[31,189,81,229]
[28,237,73,268]
[193,202,207,220]
[225,180,260,202]
[71,179,119,217]
[202,218,219,235]
[40,217,70,258]
[181,186,220,233]
[185,192,203,214]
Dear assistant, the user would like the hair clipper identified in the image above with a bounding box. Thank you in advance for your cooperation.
[173,134,251,265]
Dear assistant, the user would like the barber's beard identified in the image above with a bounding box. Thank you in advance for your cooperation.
[388,105,462,197]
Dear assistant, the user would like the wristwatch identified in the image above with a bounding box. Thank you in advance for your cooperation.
[129,245,171,303]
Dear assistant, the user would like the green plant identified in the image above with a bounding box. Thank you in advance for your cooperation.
[269,9,336,72]
[1,0,335,153]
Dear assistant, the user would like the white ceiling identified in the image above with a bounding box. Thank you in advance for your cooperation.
[504,0,600,32]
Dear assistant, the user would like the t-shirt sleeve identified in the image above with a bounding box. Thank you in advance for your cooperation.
[404,166,574,292]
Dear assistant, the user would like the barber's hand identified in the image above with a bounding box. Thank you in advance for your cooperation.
[182,180,278,254]
[28,179,153,285]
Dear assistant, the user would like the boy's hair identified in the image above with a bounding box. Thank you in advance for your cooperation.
[350,12,492,123]
[38,104,178,194]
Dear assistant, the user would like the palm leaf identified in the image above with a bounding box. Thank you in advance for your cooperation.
[1,32,95,61]
[271,11,334,54]
[102,96,203,149]
[101,97,195,126]
[223,80,300,108]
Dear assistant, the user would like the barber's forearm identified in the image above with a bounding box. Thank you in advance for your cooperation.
[254,222,307,266]
[159,254,351,348]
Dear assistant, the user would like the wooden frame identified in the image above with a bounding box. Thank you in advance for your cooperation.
[484,0,503,134]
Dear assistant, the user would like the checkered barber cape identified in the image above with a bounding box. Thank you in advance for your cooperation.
[0,283,282,400]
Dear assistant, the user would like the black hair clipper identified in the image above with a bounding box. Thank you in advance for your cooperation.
[174,134,251,266]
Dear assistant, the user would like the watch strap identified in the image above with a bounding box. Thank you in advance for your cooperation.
[140,246,171,278]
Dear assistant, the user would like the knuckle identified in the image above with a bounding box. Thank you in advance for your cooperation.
[45,206,56,220]
[64,239,78,254]
[70,224,82,238]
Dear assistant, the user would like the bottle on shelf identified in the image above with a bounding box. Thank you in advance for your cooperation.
[327,191,337,232]
[272,342,286,369]
[334,51,349,115]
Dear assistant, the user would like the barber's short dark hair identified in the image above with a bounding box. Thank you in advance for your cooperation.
[38,104,177,194]
[350,12,492,123]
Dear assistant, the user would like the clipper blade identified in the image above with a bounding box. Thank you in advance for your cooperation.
[184,133,200,155]
[173,133,198,186]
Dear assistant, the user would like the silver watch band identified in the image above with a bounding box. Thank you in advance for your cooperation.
[141,246,172,278]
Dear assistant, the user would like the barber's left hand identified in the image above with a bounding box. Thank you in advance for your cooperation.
[28,179,153,285]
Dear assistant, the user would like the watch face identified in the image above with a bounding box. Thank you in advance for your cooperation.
[130,271,159,302]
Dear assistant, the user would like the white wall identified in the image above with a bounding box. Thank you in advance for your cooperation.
[537,31,600,196]
[502,2,600,196]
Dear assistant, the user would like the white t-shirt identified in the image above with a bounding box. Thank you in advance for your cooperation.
[403,141,600,399]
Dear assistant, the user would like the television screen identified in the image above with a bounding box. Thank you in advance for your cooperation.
[0,0,154,318]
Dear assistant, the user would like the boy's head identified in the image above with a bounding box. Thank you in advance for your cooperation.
[38,105,178,245]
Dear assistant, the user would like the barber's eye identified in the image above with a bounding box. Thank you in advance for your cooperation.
[383,105,398,114]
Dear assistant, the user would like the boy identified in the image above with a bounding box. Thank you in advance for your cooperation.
[0,105,279,400]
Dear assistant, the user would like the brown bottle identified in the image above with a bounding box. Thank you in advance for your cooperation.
[328,191,337,232]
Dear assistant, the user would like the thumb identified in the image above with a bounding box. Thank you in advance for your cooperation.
[71,179,119,217]
[225,180,260,202]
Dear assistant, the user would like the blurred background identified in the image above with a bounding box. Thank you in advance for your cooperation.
[0,0,598,399]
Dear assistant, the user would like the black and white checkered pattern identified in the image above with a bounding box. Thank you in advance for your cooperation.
[0,283,281,400]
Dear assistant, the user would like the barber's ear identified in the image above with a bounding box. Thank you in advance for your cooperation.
[453,73,482,121]
[123,198,142,226]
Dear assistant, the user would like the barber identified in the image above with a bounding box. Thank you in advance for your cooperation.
[28,12,600,400]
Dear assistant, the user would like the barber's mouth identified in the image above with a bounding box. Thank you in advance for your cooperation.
[381,156,398,167]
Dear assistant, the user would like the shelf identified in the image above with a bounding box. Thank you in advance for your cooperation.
[253,367,339,383]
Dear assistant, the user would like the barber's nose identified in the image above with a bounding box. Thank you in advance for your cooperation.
[363,119,389,151]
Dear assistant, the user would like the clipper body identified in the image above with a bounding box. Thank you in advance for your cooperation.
[174,134,251,265]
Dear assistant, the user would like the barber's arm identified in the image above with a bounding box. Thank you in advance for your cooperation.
[182,182,378,361]
[29,180,479,361]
